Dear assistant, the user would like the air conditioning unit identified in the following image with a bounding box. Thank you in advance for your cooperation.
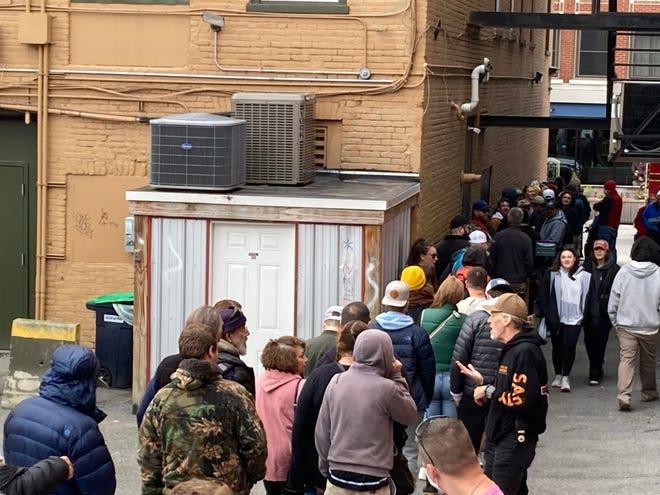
[232,92,316,185]
[150,113,246,191]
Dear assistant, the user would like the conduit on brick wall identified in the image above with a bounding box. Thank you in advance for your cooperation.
[35,37,49,319]
[0,103,144,122]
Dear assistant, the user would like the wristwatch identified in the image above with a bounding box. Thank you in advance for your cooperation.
[485,385,496,400]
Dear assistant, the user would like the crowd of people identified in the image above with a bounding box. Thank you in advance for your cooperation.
[1,179,659,495]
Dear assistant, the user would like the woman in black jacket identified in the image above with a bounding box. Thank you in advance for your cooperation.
[286,321,369,495]
[558,190,582,247]
[581,239,620,385]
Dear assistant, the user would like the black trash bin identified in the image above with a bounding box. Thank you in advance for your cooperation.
[86,292,134,389]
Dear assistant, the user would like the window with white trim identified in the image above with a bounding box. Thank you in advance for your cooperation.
[551,30,560,70]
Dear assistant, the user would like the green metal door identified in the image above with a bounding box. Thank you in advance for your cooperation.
[0,116,36,349]
[0,164,29,348]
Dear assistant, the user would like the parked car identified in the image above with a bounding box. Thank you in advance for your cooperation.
[547,156,581,182]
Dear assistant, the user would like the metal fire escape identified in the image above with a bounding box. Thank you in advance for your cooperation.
[467,1,660,164]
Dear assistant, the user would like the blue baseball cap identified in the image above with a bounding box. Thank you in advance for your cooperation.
[472,200,489,211]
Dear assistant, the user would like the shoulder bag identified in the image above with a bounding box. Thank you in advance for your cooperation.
[390,449,415,495]
[429,311,461,340]
[537,317,547,340]
[293,378,303,412]
[535,240,557,258]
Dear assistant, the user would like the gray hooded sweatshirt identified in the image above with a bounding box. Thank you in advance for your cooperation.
[539,210,568,246]
[314,329,418,480]
[608,261,660,334]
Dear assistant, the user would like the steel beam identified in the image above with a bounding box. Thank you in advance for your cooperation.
[468,12,660,31]
[480,115,609,129]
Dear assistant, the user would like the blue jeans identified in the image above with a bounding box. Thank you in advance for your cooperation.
[425,372,457,418]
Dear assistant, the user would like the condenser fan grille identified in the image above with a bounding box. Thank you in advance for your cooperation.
[150,113,246,191]
[232,93,315,185]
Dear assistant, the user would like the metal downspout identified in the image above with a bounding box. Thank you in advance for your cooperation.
[35,0,49,319]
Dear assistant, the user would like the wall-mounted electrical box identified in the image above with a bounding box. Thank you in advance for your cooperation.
[124,217,135,253]
[18,13,52,45]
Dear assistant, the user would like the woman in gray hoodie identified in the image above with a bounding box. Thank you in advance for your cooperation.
[608,236,660,411]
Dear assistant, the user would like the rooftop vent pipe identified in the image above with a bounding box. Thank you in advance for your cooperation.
[460,58,492,114]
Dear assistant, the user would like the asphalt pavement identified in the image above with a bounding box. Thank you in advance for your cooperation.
[0,226,658,494]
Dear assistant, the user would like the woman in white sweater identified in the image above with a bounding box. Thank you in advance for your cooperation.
[535,247,595,393]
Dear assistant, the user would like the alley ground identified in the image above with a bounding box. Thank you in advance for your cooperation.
[0,226,658,494]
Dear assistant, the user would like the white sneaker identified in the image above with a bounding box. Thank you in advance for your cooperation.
[551,374,562,388]
[561,376,571,392]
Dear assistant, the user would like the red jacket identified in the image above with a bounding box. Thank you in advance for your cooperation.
[634,205,648,238]
[609,190,623,228]
[593,185,622,229]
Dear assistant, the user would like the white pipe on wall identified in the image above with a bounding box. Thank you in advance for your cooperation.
[460,58,492,114]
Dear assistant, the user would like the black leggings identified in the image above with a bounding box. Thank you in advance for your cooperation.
[583,323,612,382]
[550,323,582,376]
[264,480,284,495]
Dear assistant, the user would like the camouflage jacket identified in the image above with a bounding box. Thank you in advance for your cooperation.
[138,358,267,495]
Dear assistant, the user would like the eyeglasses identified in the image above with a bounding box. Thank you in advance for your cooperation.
[415,415,447,466]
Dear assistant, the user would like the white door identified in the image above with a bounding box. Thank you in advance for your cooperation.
[210,222,295,375]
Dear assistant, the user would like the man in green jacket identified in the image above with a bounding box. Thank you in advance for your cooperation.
[304,305,343,376]
[138,322,267,495]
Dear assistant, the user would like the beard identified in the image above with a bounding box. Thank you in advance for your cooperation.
[230,335,247,356]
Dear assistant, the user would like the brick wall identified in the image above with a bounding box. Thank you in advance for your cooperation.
[0,0,550,339]
[552,0,660,81]
[418,0,549,241]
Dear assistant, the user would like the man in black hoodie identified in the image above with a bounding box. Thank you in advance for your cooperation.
[456,294,548,495]
[435,215,470,279]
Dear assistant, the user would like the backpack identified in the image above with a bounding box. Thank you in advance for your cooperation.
[218,361,235,381]
[455,265,471,285]
[577,194,592,224]
[450,248,466,274]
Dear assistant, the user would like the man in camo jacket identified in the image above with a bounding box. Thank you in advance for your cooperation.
[138,322,267,495]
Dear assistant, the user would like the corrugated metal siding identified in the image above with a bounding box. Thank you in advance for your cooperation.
[149,218,207,373]
[381,209,411,293]
[297,224,362,339]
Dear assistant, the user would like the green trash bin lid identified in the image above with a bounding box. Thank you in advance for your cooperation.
[86,292,134,305]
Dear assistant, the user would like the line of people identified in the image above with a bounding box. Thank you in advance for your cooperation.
[2,177,656,495]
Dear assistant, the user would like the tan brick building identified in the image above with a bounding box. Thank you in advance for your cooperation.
[0,0,549,357]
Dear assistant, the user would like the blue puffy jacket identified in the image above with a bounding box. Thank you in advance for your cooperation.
[371,312,435,411]
[3,345,116,495]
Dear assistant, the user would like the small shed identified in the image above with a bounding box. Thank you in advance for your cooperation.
[126,173,419,405]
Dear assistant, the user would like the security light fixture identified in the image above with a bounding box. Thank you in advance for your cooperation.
[532,71,543,84]
[202,12,225,32]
